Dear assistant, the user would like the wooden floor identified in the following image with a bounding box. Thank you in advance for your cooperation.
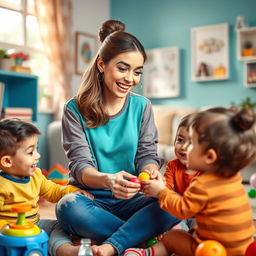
[38,200,56,219]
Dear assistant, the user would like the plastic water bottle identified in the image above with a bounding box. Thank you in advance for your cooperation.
[78,238,93,256]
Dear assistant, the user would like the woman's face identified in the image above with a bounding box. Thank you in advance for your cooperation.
[98,51,144,99]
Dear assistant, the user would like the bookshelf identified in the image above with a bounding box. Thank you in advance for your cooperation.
[0,70,38,122]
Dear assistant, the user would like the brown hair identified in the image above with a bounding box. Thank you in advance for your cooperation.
[190,107,256,177]
[77,19,147,128]
[0,119,41,157]
[174,113,193,143]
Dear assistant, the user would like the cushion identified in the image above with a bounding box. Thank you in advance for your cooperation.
[153,105,197,146]
[153,106,175,145]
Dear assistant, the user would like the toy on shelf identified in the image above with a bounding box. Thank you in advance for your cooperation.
[47,163,69,185]
[195,240,227,256]
[0,204,48,256]
[248,173,256,198]
[245,240,256,256]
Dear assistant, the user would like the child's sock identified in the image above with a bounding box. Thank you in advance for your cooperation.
[122,247,154,256]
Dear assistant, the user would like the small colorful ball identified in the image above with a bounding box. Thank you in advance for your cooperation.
[130,177,141,184]
[146,238,157,248]
[138,172,150,181]
[249,173,256,188]
[246,241,256,256]
[248,189,256,198]
[195,240,227,256]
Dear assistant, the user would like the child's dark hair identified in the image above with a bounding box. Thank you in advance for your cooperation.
[177,114,193,130]
[190,107,256,177]
[174,114,193,142]
[0,119,41,157]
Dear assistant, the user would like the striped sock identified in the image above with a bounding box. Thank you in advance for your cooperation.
[122,247,154,256]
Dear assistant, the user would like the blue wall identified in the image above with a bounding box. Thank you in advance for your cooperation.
[111,0,256,108]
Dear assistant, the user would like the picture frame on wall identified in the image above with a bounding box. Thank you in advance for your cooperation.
[143,47,180,98]
[75,31,98,75]
[191,23,229,82]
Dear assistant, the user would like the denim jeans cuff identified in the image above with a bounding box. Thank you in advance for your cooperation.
[103,238,122,255]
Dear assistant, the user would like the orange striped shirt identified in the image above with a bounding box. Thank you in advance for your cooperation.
[164,158,201,195]
[158,172,255,256]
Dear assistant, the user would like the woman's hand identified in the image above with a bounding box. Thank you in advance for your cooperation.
[74,189,94,200]
[142,174,166,198]
[108,171,141,199]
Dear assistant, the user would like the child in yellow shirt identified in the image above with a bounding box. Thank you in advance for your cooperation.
[124,107,256,256]
[0,119,93,256]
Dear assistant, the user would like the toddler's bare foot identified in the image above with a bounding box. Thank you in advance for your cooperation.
[92,244,116,256]
[56,242,80,256]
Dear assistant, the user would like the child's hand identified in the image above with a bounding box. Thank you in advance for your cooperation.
[142,169,162,180]
[142,175,166,198]
[74,190,94,200]
[156,231,166,241]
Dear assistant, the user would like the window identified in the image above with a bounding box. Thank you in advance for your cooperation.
[0,0,52,111]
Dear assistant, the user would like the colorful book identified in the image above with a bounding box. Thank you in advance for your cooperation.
[3,107,33,121]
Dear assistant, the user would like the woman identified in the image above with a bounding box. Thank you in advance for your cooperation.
[56,19,180,256]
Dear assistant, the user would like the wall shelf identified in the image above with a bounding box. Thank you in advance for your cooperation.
[237,27,256,61]
[244,61,256,88]
[0,70,38,122]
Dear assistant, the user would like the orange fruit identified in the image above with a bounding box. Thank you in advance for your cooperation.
[138,172,150,181]
[195,240,227,256]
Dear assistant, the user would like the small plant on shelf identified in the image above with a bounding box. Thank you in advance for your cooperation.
[242,41,254,57]
[0,49,12,71]
[9,52,29,66]
[0,49,10,60]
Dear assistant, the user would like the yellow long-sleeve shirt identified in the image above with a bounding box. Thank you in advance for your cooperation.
[158,172,255,256]
[0,168,78,226]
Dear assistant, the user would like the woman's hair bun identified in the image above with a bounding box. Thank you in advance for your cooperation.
[98,19,125,43]
[232,107,256,131]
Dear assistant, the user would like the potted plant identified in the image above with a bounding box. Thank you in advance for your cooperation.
[0,49,12,71]
[9,52,29,66]
[242,41,254,57]
[231,97,256,109]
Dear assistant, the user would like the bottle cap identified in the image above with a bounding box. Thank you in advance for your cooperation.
[81,238,91,244]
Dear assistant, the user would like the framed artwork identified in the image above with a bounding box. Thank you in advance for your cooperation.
[191,23,229,82]
[143,47,180,98]
[75,31,98,75]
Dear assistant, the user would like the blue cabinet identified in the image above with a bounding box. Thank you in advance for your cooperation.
[0,70,38,122]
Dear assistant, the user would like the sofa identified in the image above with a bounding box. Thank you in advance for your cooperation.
[47,105,196,171]
[152,105,196,170]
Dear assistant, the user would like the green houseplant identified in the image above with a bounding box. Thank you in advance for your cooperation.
[0,49,12,70]
[0,49,10,60]
[231,97,256,109]
[242,41,254,57]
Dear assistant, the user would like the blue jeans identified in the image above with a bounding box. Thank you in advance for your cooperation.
[56,191,180,255]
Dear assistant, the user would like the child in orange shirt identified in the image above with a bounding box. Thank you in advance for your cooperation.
[123,107,256,256]
[164,114,201,230]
